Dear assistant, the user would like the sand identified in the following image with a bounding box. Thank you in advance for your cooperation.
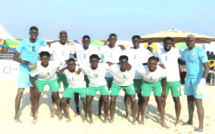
[0,80,215,134]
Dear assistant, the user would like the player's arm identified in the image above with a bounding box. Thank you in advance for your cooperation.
[47,40,59,47]
[202,62,209,79]
[13,51,29,64]
[161,77,167,99]
[1,45,4,52]
[59,66,67,73]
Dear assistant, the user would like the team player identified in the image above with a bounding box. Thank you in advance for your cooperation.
[109,55,137,124]
[49,30,74,116]
[29,51,62,124]
[98,33,122,117]
[81,54,110,124]
[137,56,168,128]
[13,26,48,123]
[60,58,87,122]
[182,35,209,132]
[154,37,181,125]
[73,35,99,115]
[126,35,152,120]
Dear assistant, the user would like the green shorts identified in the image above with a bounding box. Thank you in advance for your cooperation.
[36,79,59,93]
[111,83,136,96]
[105,77,113,89]
[63,87,86,99]
[134,79,142,94]
[165,81,181,97]
[57,72,68,90]
[84,75,90,88]
[87,85,109,96]
[141,80,162,97]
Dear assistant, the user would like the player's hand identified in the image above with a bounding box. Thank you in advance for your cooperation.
[196,78,206,94]
[76,68,81,75]
[118,45,126,50]
[159,64,165,69]
[22,60,30,65]
[29,63,37,70]
[106,61,113,66]
[127,63,132,71]
[161,91,166,99]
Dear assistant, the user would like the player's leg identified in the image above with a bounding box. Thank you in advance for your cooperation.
[136,93,142,121]
[110,83,121,123]
[99,86,110,123]
[183,78,195,125]
[31,90,41,124]
[61,87,74,122]
[76,87,87,121]
[124,84,137,124]
[169,81,181,125]
[140,81,152,125]
[124,94,130,118]
[153,82,168,128]
[81,97,87,121]
[86,86,97,124]
[134,79,142,121]
[86,96,94,124]
[61,98,71,122]
[50,79,62,120]
[14,88,25,123]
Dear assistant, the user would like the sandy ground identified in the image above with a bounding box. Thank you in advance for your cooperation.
[0,80,215,134]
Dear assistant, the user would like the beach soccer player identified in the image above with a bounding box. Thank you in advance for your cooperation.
[72,35,99,115]
[13,26,48,123]
[81,54,110,124]
[127,35,152,120]
[109,55,137,124]
[137,56,168,128]
[29,51,62,124]
[98,33,123,117]
[49,30,75,116]
[154,37,181,125]
[60,58,87,122]
[182,35,209,132]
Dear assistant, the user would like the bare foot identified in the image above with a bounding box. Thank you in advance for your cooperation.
[175,119,179,126]
[140,119,144,125]
[89,120,93,124]
[161,122,169,129]
[66,117,71,122]
[50,112,55,118]
[183,121,193,126]
[104,118,108,124]
[132,120,136,125]
[14,117,22,123]
[195,127,203,132]
[31,118,38,124]
[58,114,63,121]
[110,119,114,123]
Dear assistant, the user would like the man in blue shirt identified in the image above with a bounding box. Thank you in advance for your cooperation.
[13,26,47,123]
[182,35,209,132]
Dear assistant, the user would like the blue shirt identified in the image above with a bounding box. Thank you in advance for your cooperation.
[16,38,47,64]
[182,46,208,79]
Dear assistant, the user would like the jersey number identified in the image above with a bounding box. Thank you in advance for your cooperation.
[32,46,35,52]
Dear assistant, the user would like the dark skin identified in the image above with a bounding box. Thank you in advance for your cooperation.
[161,39,181,125]
[30,55,62,124]
[60,60,87,122]
[125,37,142,120]
[183,36,209,132]
[13,29,39,123]
[87,58,109,124]
[109,59,137,124]
[73,37,91,115]
[140,59,168,128]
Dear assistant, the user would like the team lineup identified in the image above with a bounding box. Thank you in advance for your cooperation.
[12,26,209,132]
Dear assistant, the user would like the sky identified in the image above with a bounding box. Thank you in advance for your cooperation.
[0,0,215,40]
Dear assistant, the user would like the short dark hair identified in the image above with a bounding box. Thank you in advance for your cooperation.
[132,35,141,40]
[148,56,159,62]
[59,30,67,36]
[90,54,100,60]
[119,55,128,61]
[109,33,117,38]
[39,51,51,57]
[82,35,90,40]
[67,58,76,63]
[30,26,38,31]
[163,37,173,43]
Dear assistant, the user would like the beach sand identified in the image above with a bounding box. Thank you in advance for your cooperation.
[0,80,214,134]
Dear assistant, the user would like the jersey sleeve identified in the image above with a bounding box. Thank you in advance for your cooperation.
[198,48,208,63]
[181,51,185,61]
[108,64,116,74]
[136,64,146,75]
[16,40,25,53]
[69,45,75,55]
[40,39,47,47]
[161,68,167,78]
